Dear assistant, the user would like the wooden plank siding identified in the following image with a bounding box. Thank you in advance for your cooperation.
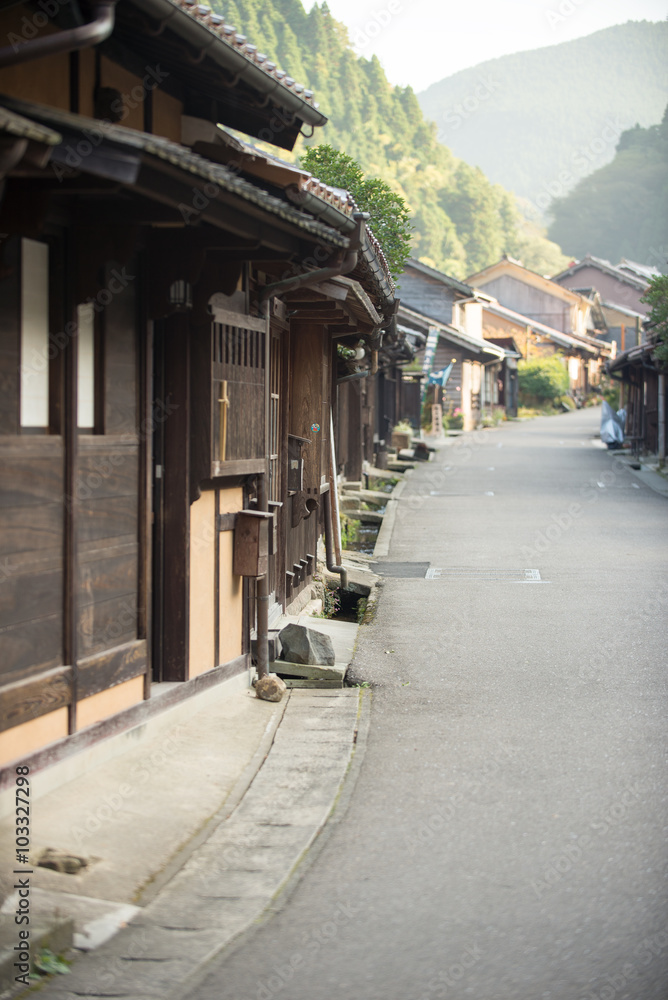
[0,244,147,738]
[0,438,65,688]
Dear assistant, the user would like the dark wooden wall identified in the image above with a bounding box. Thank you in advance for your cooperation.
[0,242,148,739]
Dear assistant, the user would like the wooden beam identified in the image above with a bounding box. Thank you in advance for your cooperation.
[77,639,148,701]
[0,667,72,733]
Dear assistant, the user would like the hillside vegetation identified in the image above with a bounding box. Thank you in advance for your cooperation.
[213,0,569,278]
[418,21,668,217]
[548,107,668,270]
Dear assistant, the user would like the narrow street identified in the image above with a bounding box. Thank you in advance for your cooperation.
[184,407,668,1000]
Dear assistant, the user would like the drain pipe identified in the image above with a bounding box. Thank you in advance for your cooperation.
[323,488,348,592]
[327,410,347,588]
[258,212,369,310]
[255,474,269,681]
[0,1,117,69]
[254,215,367,676]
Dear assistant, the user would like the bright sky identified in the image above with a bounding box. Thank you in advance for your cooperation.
[320,0,667,92]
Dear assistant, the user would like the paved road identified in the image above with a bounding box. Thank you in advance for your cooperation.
[184,409,668,1000]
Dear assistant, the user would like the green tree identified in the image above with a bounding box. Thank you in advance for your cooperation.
[641,274,668,363]
[299,145,412,279]
[518,355,570,404]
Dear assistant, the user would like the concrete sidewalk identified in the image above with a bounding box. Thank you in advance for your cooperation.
[0,621,368,1000]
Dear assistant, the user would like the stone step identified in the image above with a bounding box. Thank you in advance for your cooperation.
[340,508,384,524]
[271,661,346,687]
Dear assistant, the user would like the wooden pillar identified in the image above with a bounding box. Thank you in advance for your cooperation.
[161,313,190,681]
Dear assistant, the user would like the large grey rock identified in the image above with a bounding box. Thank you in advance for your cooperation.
[278,623,336,666]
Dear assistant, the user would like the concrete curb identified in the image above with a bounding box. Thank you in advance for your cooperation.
[27,690,364,1000]
[373,474,410,559]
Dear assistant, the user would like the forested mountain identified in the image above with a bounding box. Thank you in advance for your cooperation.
[418,21,668,216]
[548,107,668,271]
[211,0,569,278]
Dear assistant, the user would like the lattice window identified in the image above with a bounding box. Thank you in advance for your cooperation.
[213,322,266,464]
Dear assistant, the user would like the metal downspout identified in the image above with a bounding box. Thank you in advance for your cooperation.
[327,410,348,591]
[254,216,367,674]
[258,212,369,309]
[658,373,666,464]
[255,474,269,681]
[323,488,348,591]
[0,1,117,68]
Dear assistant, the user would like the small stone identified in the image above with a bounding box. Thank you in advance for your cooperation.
[278,623,336,666]
[38,847,88,874]
[255,673,287,702]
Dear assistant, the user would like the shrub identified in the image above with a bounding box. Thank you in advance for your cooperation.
[518,354,570,404]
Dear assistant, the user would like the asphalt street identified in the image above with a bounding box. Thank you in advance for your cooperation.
[183,408,668,1000]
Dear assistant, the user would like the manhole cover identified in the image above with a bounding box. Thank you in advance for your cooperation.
[371,562,430,578]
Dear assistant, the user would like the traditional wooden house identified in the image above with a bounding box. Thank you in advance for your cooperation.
[552,254,657,352]
[607,340,666,462]
[397,260,508,430]
[468,256,611,396]
[0,0,395,770]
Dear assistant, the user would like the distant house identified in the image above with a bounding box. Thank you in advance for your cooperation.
[467,256,611,397]
[397,260,508,429]
[552,254,656,351]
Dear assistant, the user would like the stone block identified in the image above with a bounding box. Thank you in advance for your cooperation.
[278,623,335,666]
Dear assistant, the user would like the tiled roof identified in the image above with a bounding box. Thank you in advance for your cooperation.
[552,254,651,291]
[133,0,323,122]
[405,258,475,297]
[218,132,394,295]
[0,106,60,145]
[1,97,349,249]
[484,301,609,355]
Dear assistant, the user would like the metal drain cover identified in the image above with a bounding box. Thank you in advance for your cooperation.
[426,567,542,582]
[371,562,430,578]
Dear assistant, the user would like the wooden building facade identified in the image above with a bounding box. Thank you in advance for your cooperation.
[0,0,395,768]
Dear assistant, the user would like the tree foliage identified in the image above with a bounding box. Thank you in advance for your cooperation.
[518,355,570,403]
[548,106,668,269]
[418,21,668,212]
[208,0,568,278]
[641,274,668,363]
[299,145,412,278]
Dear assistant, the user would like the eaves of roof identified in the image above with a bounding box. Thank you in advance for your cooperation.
[128,0,326,129]
[469,257,587,307]
[197,129,395,309]
[600,301,645,321]
[552,254,650,292]
[607,342,657,373]
[0,106,60,145]
[398,307,505,360]
[483,301,607,356]
[404,258,475,298]
[2,96,348,249]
